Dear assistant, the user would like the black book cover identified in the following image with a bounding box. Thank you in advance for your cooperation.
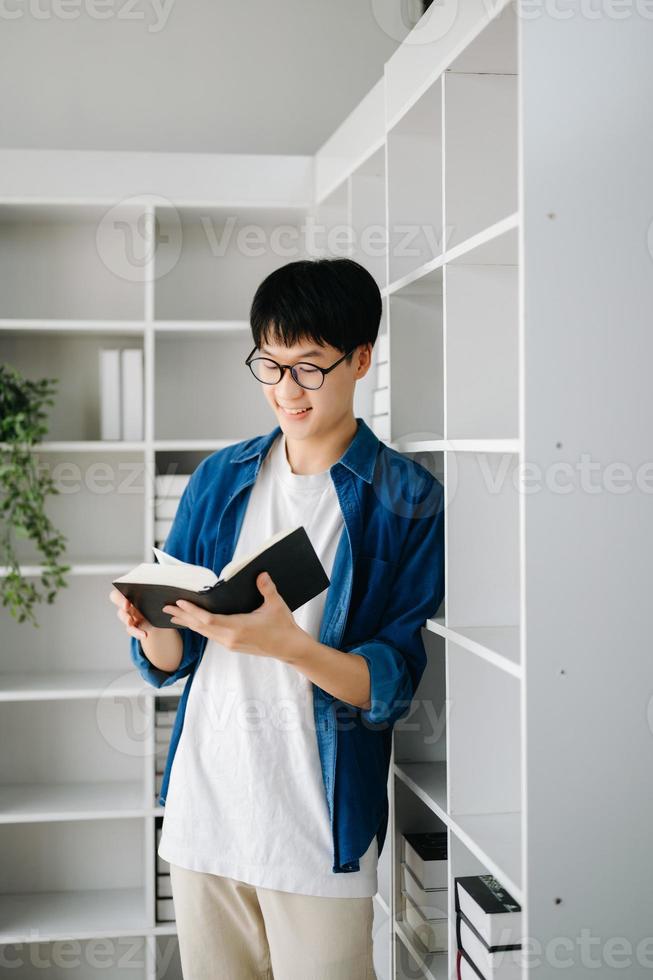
[113,526,330,629]
[455,875,521,916]
[456,942,486,980]
[404,831,448,861]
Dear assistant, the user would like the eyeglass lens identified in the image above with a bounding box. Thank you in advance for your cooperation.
[249,358,323,389]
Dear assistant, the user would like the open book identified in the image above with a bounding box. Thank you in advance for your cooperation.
[112,526,330,629]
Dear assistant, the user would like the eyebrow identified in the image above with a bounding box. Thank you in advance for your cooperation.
[260,346,325,359]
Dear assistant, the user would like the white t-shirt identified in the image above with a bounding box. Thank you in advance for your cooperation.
[158,431,378,898]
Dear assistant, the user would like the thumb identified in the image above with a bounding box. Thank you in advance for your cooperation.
[257,571,276,596]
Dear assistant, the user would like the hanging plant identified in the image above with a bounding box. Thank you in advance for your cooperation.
[0,363,70,626]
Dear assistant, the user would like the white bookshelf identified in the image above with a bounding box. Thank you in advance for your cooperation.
[2,1,651,977]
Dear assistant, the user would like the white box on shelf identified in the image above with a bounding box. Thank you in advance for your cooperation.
[401,861,448,919]
[121,348,144,441]
[99,348,121,440]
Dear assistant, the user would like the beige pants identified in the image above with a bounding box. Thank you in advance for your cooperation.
[169,862,377,980]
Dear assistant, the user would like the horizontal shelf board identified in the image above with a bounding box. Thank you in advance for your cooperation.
[445,212,519,266]
[0,560,143,578]
[0,886,148,944]
[426,621,522,678]
[0,781,158,823]
[389,438,521,454]
[383,212,520,299]
[394,761,447,824]
[0,670,184,701]
[384,258,444,298]
[0,438,245,453]
[153,439,239,451]
[0,440,146,453]
[449,811,522,904]
[153,320,250,334]
[0,319,146,334]
[394,918,448,980]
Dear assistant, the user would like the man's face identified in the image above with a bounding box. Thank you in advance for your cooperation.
[254,335,371,440]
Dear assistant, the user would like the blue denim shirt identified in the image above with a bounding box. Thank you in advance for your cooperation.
[131,417,445,873]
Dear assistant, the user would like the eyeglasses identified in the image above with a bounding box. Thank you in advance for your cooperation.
[245,346,357,391]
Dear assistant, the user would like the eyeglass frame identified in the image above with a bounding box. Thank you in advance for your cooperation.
[244,345,358,391]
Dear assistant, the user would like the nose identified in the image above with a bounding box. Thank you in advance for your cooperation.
[275,368,304,399]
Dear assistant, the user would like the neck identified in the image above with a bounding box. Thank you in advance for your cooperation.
[283,414,359,475]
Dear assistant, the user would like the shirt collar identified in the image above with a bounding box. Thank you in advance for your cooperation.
[230,416,379,484]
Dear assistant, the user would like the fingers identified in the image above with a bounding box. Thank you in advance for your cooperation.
[109,589,148,640]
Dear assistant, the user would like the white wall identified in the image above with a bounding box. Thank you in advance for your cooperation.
[0,0,410,154]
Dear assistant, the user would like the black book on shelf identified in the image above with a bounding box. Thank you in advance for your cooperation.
[113,525,329,628]
[456,911,522,980]
[454,875,522,950]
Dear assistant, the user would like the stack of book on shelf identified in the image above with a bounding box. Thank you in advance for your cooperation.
[154,474,190,549]
[455,875,523,980]
[99,347,143,440]
[155,824,175,922]
[155,696,178,800]
[400,830,448,953]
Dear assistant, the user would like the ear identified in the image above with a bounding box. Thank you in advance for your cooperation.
[356,343,373,381]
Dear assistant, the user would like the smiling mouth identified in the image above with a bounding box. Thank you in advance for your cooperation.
[277,403,312,416]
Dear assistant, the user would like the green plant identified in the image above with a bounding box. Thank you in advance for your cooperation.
[0,363,70,626]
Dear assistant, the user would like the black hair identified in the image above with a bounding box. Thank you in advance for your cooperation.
[249,258,382,364]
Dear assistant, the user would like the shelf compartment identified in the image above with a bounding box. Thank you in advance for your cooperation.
[394,762,447,827]
[348,145,387,290]
[387,78,443,284]
[154,332,270,441]
[0,204,146,321]
[0,331,145,442]
[447,640,521,817]
[444,246,518,440]
[0,818,146,943]
[394,629,446,768]
[443,70,518,250]
[0,700,145,794]
[388,277,444,443]
[445,451,520,629]
[449,811,522,905]
[153,205,308,321]
[7,450,145,568]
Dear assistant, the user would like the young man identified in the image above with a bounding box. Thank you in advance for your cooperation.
[112,258,445,979]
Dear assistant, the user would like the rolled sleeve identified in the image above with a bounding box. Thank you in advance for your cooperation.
[129,469,206,688]
[346,480,445,727]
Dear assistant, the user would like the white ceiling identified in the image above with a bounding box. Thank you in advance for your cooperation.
[0,0,408,155]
